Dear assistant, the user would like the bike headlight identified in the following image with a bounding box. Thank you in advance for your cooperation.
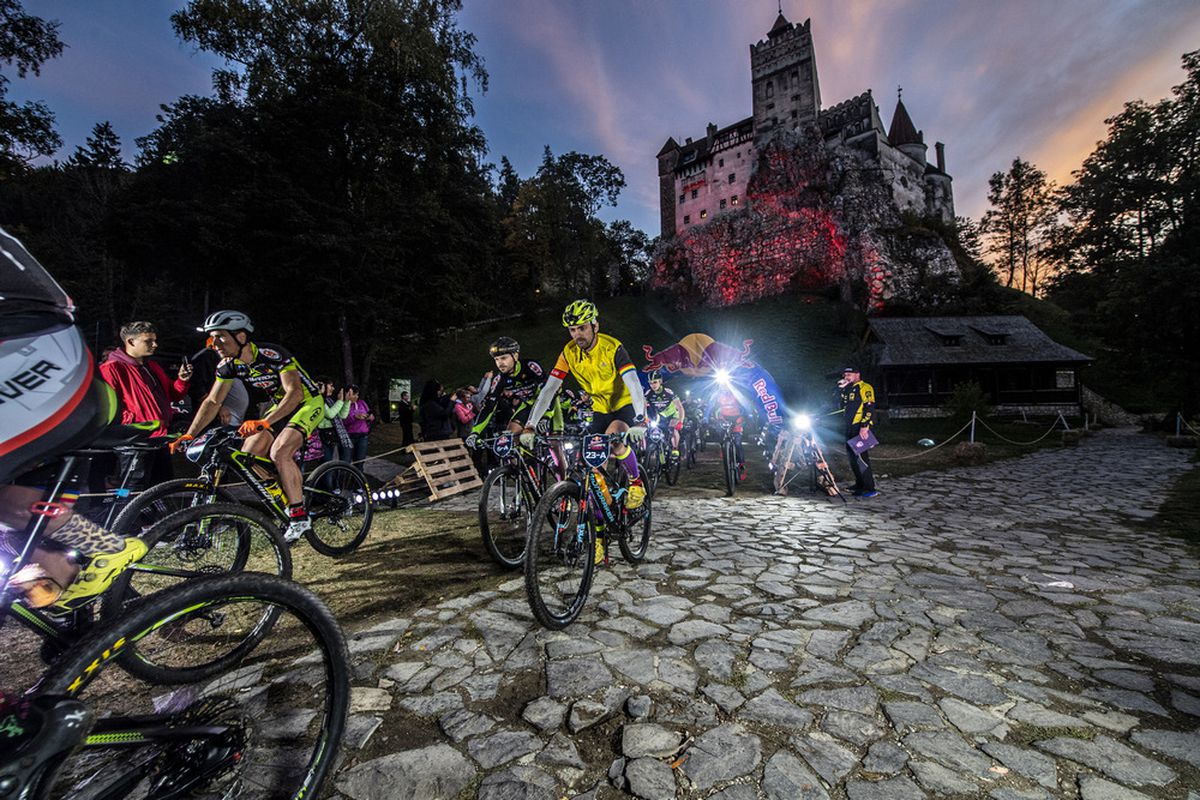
[792,414,813,431]
[714,369,731,386]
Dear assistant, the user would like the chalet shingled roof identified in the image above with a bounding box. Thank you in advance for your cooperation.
[888,98,921,147]
[868,316,1092,367]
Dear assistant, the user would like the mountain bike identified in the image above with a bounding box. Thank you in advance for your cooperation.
[680,418,699,470]
[524,432,652,630]
[718,419,743,497]
[111,426,373,556]
[473,432,564,569]
[639,420,668,497]
[0,572,350,800]
[3,446,291,683]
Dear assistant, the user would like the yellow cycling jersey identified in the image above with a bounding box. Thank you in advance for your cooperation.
[550,332,635,414]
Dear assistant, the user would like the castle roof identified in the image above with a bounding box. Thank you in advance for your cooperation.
[672,116,754,170]
[657,137,680,157]
[768,13,791,37]
[888,98,922,147]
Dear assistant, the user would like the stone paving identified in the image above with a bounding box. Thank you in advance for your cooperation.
[330,430,1200,799]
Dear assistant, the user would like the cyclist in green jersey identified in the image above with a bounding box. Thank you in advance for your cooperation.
[645,369,685,458]
[172,310,324,541]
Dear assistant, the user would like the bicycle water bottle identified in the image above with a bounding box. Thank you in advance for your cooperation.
[264,480,287,508]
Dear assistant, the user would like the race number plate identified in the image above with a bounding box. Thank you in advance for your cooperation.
[582,434,610,470]
[493,434,514,457]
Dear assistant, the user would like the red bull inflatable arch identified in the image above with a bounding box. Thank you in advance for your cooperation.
[642,333,787,426]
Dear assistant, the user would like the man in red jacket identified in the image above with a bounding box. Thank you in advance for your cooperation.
[99,320,192,485]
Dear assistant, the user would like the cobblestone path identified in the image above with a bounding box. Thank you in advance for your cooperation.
[330,430,1200,799]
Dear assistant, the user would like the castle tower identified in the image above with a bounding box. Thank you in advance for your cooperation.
[888,92,927,168]
[750,13,821,144]
[656,137,680,238]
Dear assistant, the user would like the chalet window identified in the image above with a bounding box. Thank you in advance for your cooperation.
[938,335,962,347]
[984,333,1008,345]
[1056,370,1076,389]
[720,199,727,209]
[683,215,690,225]
[691,189,698,199]
[700,209,708,219]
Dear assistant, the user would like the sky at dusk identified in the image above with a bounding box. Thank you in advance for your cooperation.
[10,0,1200,237]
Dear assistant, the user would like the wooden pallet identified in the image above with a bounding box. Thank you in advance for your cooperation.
[395,438,482,501]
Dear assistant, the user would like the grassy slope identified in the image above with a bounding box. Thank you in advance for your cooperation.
[404,293,857,408]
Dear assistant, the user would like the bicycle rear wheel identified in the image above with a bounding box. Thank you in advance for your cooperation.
[303,460,373,556]
[109,477,237,538]
[617,471,652,564]
[100,502,292,684]
[479,464,531,569]
[39,573,349,800]
[524,481,595,630]
[723,439,737,497]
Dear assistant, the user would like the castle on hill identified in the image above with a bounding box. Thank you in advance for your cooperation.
[656,12,955,239]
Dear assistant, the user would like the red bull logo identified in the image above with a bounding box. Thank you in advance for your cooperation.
[753,378,783,425]
[642,333,756,377]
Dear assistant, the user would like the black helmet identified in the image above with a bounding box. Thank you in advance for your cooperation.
[489,336,519,357]
[647,369,665,382]
[198,309,254,333]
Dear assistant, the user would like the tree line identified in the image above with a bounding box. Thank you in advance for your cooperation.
[0,0,651,394]
[976,50,1199,413]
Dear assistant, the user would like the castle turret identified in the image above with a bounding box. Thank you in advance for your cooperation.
[888,93,927,168]
[750,13,821,144]
[657,137,680,238]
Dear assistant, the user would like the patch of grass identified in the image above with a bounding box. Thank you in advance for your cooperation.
[730,652,751,692]
[875,687,910,703]
[455,772,483,800]
[1008,723,1096,745]
[1142,464,1200,546]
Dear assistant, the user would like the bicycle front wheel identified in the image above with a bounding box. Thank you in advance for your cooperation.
[479,464,531,569]
[303,460,373,556]
[723,439,737,497]
[39,572,350,800]
[524,481,595,630]
[109,477,237,538]
[100,502,292,684]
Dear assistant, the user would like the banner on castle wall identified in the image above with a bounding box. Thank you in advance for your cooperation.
[641,333,787,426]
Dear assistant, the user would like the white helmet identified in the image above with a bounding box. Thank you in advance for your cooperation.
[198,309,254,333]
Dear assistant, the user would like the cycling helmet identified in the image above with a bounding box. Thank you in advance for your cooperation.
[198,310,254,333]
[562,299,598,327]
[489,336,520,357]
[647,369,665,382]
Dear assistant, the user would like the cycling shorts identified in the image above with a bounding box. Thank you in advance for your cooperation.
[587,405,637,435]
[269,396,326,439]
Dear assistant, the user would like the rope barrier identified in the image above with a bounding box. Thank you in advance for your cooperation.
[974,414,1065,446]
[871,417,974,461]
[1179,413,1200,437]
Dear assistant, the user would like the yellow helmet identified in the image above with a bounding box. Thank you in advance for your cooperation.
[562,299,598,327]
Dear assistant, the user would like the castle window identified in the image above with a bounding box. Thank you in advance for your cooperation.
[691,189,698,199]
[791,69,799,85]
[731,195,739,205]
[718,158,724,168]
[766,103,775,111]
[679,194,685,204]
[683,215,690,225]
[720,199,727,210]
[766,81,774,99]
[791,110,798,119]
[728,173,736,183]
[900,176,910,189]
[700,209,708,219]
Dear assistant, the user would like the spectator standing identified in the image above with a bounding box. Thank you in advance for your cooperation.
[344,385,375,464]
[397,390,415,445]
[838,366,879,497]
[419,380,453,441]
[99,321,192,485]
[315,380,351,462]
[452,388,477,438]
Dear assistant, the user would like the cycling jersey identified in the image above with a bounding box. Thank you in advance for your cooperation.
[216,342,319,406]
[839,380,875,427]
[550,333,635,415]
[216,342,324,437]
[472,358,547,434]
[710,390,744,420]
[646,386,681,419]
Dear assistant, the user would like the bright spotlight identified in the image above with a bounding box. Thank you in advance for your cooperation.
[792,414,813,431]
[714,369,731,386]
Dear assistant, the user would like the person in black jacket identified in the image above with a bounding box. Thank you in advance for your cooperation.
[418,379,453,441]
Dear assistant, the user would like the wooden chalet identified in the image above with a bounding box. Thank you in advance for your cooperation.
[865,316,1092,418]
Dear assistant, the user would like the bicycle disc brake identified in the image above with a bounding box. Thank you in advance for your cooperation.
[147,696,250,799]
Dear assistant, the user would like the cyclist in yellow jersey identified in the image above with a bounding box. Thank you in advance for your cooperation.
[171,310,324,542]
[523,301,649,529]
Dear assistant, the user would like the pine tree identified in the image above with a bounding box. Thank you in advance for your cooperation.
[69,121,125,169]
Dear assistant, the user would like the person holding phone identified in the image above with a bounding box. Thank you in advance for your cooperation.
[344,385,375,464]
[837,365,879,497]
